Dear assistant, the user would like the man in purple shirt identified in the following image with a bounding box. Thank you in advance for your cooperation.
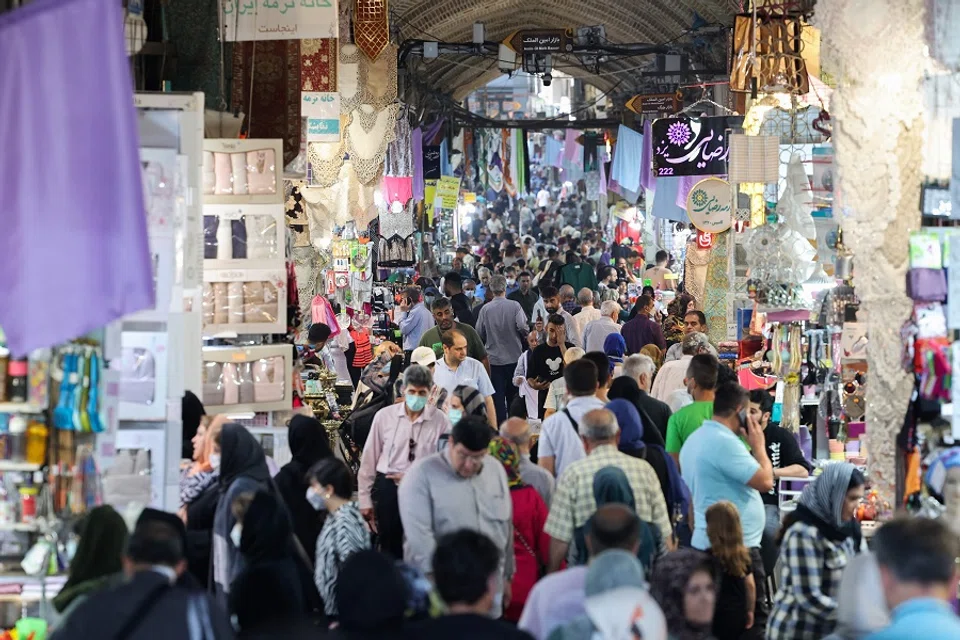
[518,504,643,639]
[621,294,666,355]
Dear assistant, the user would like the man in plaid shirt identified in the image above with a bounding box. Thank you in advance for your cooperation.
[543,408,672,573]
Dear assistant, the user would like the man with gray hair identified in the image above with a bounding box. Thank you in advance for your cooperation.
[652,331,713,405]
[664,309,708,362]
[571,287,601,340]
[500,417,555,506]
[544,409,672,573]
[620,353,673,443]
[476,266,492,301]
[582,300,622,353]
[477,275,531,424]
[358,364,452,559]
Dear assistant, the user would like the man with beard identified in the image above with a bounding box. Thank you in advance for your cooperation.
[419,297,489,373]
[508,271,540,322]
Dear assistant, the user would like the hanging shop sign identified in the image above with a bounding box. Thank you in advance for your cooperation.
[696,230,715,249]
[625,93,680,118]
[652,116,744,177]
[423,146,442,180]
[503,29,574,54]
[302,92,341,142]
[436,176,462,210]
[221,0,338,42]
[687,178,733,233]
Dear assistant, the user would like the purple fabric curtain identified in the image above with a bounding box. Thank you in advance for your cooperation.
[0,0,153,354]
[412,127,424,201]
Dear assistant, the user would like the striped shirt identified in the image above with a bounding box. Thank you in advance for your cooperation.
[314,501,371,616]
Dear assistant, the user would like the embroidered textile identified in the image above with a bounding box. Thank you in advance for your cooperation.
[703,233,731,344]
[354,0,389,61]
[300,38,336,92]
[345,103,399,185]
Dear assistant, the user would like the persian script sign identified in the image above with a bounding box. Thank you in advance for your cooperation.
[221,0,338,42]
[652,116,744,177]
[687,178,733,234]
[625,93,679,118]
[504,29,574,54]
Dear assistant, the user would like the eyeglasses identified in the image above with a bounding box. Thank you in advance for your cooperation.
[408,438,417,463]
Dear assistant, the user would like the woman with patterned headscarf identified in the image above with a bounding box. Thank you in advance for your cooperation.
[651,548,718,640]
[488,436,550,623]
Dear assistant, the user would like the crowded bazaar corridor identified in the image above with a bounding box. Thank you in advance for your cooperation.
[0,0,959,637]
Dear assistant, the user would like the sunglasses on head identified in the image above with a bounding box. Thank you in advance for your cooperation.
[408,438,417,463]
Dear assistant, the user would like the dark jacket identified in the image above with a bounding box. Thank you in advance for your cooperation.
[51,570,234,640]
[636,389,672,444]
[449,292,476,327]
[274,415,333,562]
[185,481,220,588]
[230,491,324,631]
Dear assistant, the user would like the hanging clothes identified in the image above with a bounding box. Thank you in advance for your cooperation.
[545,136,563,169]
[640,119,656,193]
[563,129,583,167]
[0,0,154,355]
[412,127,424,201]
[609,125,643,194]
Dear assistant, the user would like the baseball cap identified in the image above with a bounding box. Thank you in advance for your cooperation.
[410,346,437,367]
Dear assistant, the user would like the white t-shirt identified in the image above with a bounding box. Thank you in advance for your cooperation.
[487,218,504,234]
[537,189,551,208]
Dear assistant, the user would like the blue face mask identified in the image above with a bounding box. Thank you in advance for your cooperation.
[448,408,463,424]
[306,487,326,511]
[405,393,427,412]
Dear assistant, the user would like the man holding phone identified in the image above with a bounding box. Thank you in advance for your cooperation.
[397,287,435,366]
[680,381,774,635]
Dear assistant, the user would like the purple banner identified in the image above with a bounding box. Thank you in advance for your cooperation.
[651,116,744,177]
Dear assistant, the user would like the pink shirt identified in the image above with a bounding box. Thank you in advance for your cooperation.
[358,402,451,509]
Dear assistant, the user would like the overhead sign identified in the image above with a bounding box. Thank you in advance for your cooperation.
[686,178,733,234]
[625,93,679,117]
[221,0,338,42]
[504,29,574,54]
[652,115,744,177]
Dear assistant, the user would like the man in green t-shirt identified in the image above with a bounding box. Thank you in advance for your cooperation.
[665,353,718,465]
[419,297,490,374]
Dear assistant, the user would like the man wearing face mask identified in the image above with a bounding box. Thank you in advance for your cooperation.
[463,278,482,311]
[504,266,520,296]
[399,416,516,619]
[358,365,451,559]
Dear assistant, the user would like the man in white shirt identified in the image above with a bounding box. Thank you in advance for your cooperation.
[571,288,600,340]
[538,359,605,477]
[512,331,543,421]
[581,300,622,353]
[536,188,551,209]
[652,332,713,404]
[486,212,504,235]
[432,329,497,429]
[664,310,708,362]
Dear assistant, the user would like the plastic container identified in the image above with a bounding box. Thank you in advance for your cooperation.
[8,416,27,462]
[6,359,28,403]
[18,486,37,523]
[25,422,47,466]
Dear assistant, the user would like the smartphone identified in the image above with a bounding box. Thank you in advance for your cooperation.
[738,409,749,433]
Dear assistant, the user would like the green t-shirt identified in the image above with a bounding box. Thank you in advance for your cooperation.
[665,401,714,454]
[418,322,488,363]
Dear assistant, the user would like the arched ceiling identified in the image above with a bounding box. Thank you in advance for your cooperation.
[392,0,742,99]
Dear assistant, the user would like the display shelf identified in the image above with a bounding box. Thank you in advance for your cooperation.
[0,404,44,414]
[0,462,41,473]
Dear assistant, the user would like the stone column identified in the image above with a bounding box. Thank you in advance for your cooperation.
[815,1,926,505]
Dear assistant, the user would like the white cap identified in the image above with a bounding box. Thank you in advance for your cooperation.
[410,346,437,367]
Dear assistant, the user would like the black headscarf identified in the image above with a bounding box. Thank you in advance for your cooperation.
[219,423,272,491]
[651,549,717,640]
[287,415,333,471]
[240,491,293,565]
[53,505,128,612]
[336,550,408,636]
[181,391,205,459]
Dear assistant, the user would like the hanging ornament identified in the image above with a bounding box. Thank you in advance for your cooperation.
[354,0,390,61]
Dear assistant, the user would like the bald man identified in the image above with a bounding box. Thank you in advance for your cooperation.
[500,418,555,507]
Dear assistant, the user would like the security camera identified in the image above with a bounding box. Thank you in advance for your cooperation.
[542,72,553,87]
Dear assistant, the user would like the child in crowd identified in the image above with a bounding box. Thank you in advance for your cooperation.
[706,501,756,640]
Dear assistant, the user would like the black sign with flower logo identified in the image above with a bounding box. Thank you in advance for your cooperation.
[651,116,744,177]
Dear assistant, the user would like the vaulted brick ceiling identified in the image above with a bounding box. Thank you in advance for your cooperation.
[392,0,742,98]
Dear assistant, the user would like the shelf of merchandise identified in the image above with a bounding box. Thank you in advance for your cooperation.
[0,404,44,414]
[0,462,41,473]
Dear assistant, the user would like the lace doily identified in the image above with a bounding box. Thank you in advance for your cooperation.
[307,132,347,187]
[362,43,398,110]
[339,44,363,114]
[378,199,416,239]
[340,160,381,231]
[345,103,399,185]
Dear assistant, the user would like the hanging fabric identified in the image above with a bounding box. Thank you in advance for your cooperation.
[563,129,583,166]
[300,38,337,92]
[609,125,643,193]
[412,127,425,200]
[354,0,390,61]
[385,111,413,177]
[521,129,532,194]
[0,0,154,354]
[545,136,563,169]
[640,120,656,193]
[344,103,399,184]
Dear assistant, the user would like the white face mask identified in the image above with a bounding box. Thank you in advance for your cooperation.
[306,487,326,511]
[209,453,221,470]
[230,524,242,548]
